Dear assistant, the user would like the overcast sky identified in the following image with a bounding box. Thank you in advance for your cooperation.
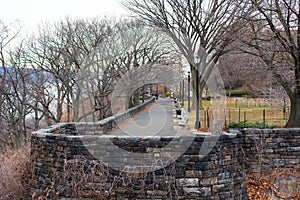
[0,0,129,34]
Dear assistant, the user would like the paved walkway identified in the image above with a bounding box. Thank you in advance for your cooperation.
[108,98,191,136]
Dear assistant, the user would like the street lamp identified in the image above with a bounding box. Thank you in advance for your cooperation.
[181,76,184,108]
[194,55,201,130]
[156,83,159,100]
[187,71,191,112]
[179,81,181,103]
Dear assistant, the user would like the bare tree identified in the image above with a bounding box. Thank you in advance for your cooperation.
[109,21,178,109]
[218,52,273,95]
[25,18,177,123]
[241,0,300,127]
[0,17,177,148]
[0,20,20,121]
[26,18,113,122]
[6,45,35,147]
[26,30,72,124]
[0,21,32,149]
[124,0,250,110]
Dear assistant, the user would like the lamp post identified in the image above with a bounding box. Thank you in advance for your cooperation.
[187,71,191,112]
[194,55,201,130]
[156,83,159,100]
[179,81,181,103]
[181,77,184,108]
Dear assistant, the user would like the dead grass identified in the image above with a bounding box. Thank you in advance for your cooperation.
[0,144,31,200]
[183,98,289,129]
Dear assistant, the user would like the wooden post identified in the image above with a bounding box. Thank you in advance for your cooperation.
[204,109,207,127]
[244,111,246,127]
[228,109,231,125]
[207,108,210,128]
[263,109,266,126]
[224,109,227,128]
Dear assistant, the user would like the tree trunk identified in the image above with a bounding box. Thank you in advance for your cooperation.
[191,94,196,110]
[286,60,300,127]
[191,67,197,109]
[125,94,131,110]
[99,95,105,120]
[81,102,87,121]
[104,95,112,118]
[285,93,300,127]
[34,101,39,130]
[88,95,96,122]
[133,93,140,107]
[191,66,204,110]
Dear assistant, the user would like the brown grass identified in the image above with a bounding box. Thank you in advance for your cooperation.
[0,144,31,200]
[184,98,289,129]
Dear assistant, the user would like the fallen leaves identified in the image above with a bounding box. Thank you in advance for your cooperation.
[247,169,300,200]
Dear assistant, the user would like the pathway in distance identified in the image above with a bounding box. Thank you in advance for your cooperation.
[108,98,191,136]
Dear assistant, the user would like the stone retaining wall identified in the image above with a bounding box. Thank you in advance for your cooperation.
[242,128,300,174]
[30,131,247,199]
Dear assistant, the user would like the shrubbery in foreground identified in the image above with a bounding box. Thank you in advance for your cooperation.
[0,144,31,200]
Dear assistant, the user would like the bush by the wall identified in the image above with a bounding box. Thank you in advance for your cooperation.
[228,121,275,129]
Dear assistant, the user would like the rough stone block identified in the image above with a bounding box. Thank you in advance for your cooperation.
[200,177,218,186]
[212,184,225,193]
[288,147,300,151]
[183,187,211,197]
[177,178,199,187]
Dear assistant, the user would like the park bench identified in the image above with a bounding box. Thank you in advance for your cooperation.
[178,109,189,126]
[179,114,189,126]
[176,108,182,118]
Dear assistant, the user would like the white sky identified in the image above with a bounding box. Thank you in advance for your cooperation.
[0,0,129,34]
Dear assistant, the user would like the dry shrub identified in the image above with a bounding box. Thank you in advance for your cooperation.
[36,156,178,200]
[0,144,31,200]
[34,156,115,199]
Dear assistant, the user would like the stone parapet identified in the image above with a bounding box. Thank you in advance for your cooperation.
[30,130,247,199]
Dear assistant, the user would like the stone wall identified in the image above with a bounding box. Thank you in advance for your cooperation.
[29,99,300,200]
[30,131,247,199]
[242,128,300,174]
[33,97,155,136]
